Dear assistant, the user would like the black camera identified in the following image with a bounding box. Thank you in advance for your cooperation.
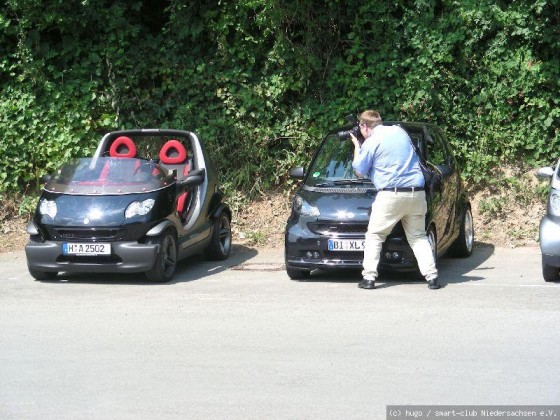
[337,125,364,142]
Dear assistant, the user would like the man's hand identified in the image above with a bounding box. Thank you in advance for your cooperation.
[349,133,361,149]
[350,133,364,177]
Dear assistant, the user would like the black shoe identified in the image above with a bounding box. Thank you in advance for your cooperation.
[427,278,441,289]
[358,279,375,289]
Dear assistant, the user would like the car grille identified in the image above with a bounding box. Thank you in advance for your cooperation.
[308,221,405,237]
[56,255,123,264]
[48,228,126,242]
[324,251,364,261]
[308,222,368,237]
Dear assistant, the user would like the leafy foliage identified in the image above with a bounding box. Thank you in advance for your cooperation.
[1,0,559,197]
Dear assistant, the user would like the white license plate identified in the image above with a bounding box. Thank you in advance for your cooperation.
[63,243,111,255]
[328,239,365,251]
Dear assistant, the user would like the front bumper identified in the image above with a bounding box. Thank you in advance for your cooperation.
[539,215,560,259]
[25,240,158,274]
[537,215,560,268]
[542,253,560,268]
[285,226,418,272]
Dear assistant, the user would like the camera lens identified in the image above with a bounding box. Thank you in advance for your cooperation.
[337,130,352,140]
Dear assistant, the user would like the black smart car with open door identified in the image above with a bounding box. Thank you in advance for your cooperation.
[285,122,473,280]
[25,129,232,282]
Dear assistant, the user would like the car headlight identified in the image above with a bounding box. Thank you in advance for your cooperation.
[294,196,320,217]
[125,198,155,218]
[550,192,560,217]
[39,199,57,218]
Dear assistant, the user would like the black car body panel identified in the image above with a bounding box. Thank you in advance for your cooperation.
[25,129,232,280]
[285,121,472,275]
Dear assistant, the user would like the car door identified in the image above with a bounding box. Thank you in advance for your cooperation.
[424,125,459,250]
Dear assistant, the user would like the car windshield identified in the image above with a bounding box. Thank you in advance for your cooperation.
[44,157,175,195]
[305,134,371,187]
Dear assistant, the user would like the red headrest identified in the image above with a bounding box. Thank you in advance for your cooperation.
[109,136,137,158]
[159,140,188,164]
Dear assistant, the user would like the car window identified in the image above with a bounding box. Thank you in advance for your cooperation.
[404,129,426,160]
[425,126,450,166]
[305,135,359,186]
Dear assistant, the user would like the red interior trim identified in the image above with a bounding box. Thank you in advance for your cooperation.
[177,192,189,213]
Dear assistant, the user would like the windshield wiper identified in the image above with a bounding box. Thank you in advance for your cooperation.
[313,179,372,187]
[332,179,372,185]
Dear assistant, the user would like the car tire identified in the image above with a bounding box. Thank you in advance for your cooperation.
[448,206,474,258]
[204,212,232,261]
[286,266,311,281]
[145,229,178,282]
[542,257,559,282]
[28,267,58,281]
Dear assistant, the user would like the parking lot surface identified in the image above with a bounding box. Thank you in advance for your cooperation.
[1,244,559,419]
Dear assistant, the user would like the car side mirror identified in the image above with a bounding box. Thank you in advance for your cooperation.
[180,168,206,187]
[435,164,453,177]
[536,167,554,179]
[40,174,52,184]
[289,167,305,180]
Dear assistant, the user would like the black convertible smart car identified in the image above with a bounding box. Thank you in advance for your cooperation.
[25,129,232,282]
[285,122,473,280]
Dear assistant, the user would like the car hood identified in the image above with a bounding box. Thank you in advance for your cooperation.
[299,186,376,222]
[36,191,165,228]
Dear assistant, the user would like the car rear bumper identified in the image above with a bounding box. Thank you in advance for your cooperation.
[25,241,158,273]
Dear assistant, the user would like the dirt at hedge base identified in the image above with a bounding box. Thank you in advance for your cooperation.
[0,185,545,254]
[469,189,544,248]
[0,200,29,254]
[233,188,545,249]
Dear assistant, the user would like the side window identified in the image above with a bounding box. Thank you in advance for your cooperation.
[400,126,426,160]
[425,126,450,166]
[408,130,425,159]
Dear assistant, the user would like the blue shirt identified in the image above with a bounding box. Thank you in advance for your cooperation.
[352,125,424,189]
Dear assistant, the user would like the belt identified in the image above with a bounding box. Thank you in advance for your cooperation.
[378,186,424,192]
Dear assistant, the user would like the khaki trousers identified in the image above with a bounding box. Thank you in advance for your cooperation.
[362,190,438,281]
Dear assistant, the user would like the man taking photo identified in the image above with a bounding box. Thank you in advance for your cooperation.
[350,110,440,290]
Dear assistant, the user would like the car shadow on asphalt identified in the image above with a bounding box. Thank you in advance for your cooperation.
[170,244,259,285]
[299,242,496,289]
[47,244,258,285]
[434,242,495,287]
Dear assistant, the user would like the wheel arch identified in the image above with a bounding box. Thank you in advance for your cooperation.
[146,220,177,238]
[211,203,232,222]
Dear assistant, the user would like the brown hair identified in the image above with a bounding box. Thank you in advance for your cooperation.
[359,110,382,129]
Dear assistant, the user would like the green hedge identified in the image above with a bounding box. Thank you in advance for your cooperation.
[1,0,559,195]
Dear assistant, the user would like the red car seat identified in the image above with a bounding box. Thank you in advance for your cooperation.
[109,136,137,158]
[159,140,190,178]
[159,140,191,214]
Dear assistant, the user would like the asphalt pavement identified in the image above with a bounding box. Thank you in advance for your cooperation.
[0,244,559,420]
